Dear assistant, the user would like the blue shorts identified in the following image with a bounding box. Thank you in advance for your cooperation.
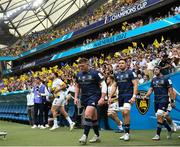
[81,94,100,108]
[154,102,169,113]
[118,96,131,107]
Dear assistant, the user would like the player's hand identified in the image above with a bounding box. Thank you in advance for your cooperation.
[171,102,176,108]
[108,97,112,105]
[37,92,41,96]
[74,98,79,105]
[129,97,136,104]
[98,98,104,106]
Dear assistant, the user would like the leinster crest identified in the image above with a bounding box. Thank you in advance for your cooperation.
[135,91,150,115]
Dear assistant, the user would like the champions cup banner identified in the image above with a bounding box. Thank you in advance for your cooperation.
[51,14,180,61]
[73,0,162,36]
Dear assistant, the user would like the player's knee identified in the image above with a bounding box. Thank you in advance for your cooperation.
[156,109,165,117]
[85,115,92,119]
[123,110,129,116]
[123,103,131,111]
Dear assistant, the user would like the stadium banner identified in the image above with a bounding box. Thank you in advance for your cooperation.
[51,14,180,61]
[0,56,17,61]
[20,61,36,70]
[0,72,179,130]
[18,32,74,58]
[73,0,161,36]
[2,69,12,75]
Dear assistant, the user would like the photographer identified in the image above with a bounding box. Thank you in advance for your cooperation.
[31,77,49,129]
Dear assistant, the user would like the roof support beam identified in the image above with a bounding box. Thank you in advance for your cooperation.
[54,0,76,24]
[0,4,21,37]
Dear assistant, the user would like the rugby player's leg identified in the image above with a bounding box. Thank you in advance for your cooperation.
[49,104,59,130]
[108,111,123,133]
[121,97,131,141]
[79,105,94,144]
[89,107,101,143]
[119,98,130,140]
[161,103,172,139]
[60,106,75,131]
[152,103,163,140]
[165,105,177,132]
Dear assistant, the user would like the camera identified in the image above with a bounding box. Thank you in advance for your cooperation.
[36,86,39,92]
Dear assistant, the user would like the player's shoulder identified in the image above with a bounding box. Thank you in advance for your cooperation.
[89,68,100,75]
[152,76,157,81]
[126,69,134,74]
[76,71,83,77]
[57,78,63,83]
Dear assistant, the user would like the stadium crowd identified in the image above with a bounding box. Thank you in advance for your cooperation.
[0,0,179,56]
[0,38,179,94]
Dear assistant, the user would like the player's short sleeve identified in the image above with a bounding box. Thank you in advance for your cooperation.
[58,79,64,86]
[95,71,104,83]
[129,70,137,81]
[113,72,118,82]
[166,78,172,88]
[75,73,80,84]
[150,79,154,89]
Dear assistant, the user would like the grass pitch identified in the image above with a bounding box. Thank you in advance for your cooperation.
[0,120,180,146]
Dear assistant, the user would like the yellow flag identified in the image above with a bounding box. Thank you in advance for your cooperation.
[73,62,78,67]
[122,26,126,31]
[49,70,53,74]
[99,58,104,65]
[122,49,129,54]
[141,43,144,48]
[114,52,120,58]
[58,70,63,76]
[76,57,81,63]
[161,36,164,42]
[128,46,133,50]
[107,55,111,60]
[41,67,46,71]
[65,64,70,70]
[132,42,137,47]
[123,21,127,26]
[53,65,58,69]
[153,39,159,48]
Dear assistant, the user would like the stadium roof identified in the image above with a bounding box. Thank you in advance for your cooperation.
[0,0,92,46]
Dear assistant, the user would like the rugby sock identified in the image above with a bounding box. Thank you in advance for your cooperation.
[124,124,130,133]
[92,120,99,137]
[54,118,58,126]
[84,118,92,137]
[118,121,123,129]
[163,120,171,132]
[118,125,122,130]
[66,116,73,125]
[157,122,163,136]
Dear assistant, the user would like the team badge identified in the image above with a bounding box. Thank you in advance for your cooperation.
[135,91,150,115]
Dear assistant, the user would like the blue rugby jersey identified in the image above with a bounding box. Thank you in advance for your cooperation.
[76,69,104,97]
[114,69,137,99]
[150,76,172,103]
